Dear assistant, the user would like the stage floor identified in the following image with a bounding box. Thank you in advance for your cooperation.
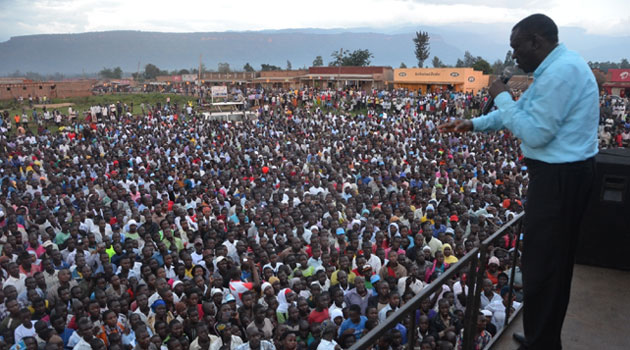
[490,264,630,350]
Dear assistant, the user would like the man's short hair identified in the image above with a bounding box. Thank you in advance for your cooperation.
[348,304,361,314]
[513,14,558,44]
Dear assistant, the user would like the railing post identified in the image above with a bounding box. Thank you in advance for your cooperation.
[462,259,478,349]
[407,312,416,350]
[505,219,523,328]
[464,246,488,350]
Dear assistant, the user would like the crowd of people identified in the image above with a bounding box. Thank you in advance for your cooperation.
[0,86,626,350]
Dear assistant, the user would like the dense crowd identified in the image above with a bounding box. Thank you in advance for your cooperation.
[0,87,626,350]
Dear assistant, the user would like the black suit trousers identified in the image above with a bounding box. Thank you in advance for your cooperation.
[521,157,595,350]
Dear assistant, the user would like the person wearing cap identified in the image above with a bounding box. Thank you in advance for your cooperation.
[486,256,501,285]
[420,204,436,225]
[480,309,498,336]
[210,322,243,350]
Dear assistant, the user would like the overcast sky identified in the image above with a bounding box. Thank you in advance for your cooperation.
[1,0,628,41]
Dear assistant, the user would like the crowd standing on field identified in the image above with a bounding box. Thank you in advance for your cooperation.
[0,86,626,350]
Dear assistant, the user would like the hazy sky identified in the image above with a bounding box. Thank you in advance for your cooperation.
[1,0,628,41]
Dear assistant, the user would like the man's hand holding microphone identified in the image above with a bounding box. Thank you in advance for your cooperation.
[438,67,513,133]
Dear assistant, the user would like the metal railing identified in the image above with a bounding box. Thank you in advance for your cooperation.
[350,212,524,350]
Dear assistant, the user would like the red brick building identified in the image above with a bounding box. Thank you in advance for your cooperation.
[603,69,630,97]
[0,78,94,100]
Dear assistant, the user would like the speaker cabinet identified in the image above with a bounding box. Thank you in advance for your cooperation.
[577,148,630,270]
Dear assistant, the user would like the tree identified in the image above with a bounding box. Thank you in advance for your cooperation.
[243,63,255,72]
[313,56,324,67]
[99,68,113,78]
[455,59,465,68]
[112,67,122,79]
[431,56,445,68]
[503,50,515,68]
[413,31,431,67]
[400,62,407,68]
[286,60,292,70]
[329,49,373,66]
[218,63,230,73]
[472,58,492,74]
[463,51,476,67]
[177,69,190,75]
[261,64,282,71]
[491,59,504,75]
[144,64,162,80]
[99,67,122,79]
[621,58,630,69]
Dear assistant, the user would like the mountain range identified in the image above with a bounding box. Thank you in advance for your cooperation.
[0,24,628,75]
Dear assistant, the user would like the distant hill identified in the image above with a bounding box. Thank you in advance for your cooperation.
[0,25,628,75]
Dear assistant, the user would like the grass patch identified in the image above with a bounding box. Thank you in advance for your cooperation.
[1,93,194,117]
[1,93,196,135]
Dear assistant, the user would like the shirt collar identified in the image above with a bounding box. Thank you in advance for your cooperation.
[533,43,566,78]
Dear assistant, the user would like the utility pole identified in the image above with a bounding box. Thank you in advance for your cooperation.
[198,54,202,84]
[199,54,203,102]
[338,48,343,89]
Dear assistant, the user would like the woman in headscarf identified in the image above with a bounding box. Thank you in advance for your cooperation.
[257,282,276,308]
[425,250,449,282]
[276,288,296,324]
[442,244,459,264]
[147,299,174,333]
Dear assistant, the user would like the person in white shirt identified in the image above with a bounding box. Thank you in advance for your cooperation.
[14,308,36,344]
[191,238,205,265]
[484,286,522,331]
[4,262,26,295]
[73,317,99,350]
[378,292,400,322]
[480,279,502,309]
[235,328,275,350]
[397,264,424,296]
[317,322,341,350]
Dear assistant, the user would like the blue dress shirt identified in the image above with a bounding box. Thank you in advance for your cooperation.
[472,44,599,163]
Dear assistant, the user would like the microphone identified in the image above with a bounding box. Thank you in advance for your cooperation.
[481,67,514,115]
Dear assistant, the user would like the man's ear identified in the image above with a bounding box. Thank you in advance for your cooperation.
[532,33,544,51]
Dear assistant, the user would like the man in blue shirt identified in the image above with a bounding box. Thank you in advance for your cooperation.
[439,14,597,350]
[338,304,367,340]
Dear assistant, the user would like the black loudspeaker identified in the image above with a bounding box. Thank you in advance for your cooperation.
[577,148,630,270]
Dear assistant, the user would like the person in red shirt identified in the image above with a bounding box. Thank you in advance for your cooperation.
[307,292,330,324]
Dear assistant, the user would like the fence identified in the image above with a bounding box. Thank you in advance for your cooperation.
[349,211,525,350]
